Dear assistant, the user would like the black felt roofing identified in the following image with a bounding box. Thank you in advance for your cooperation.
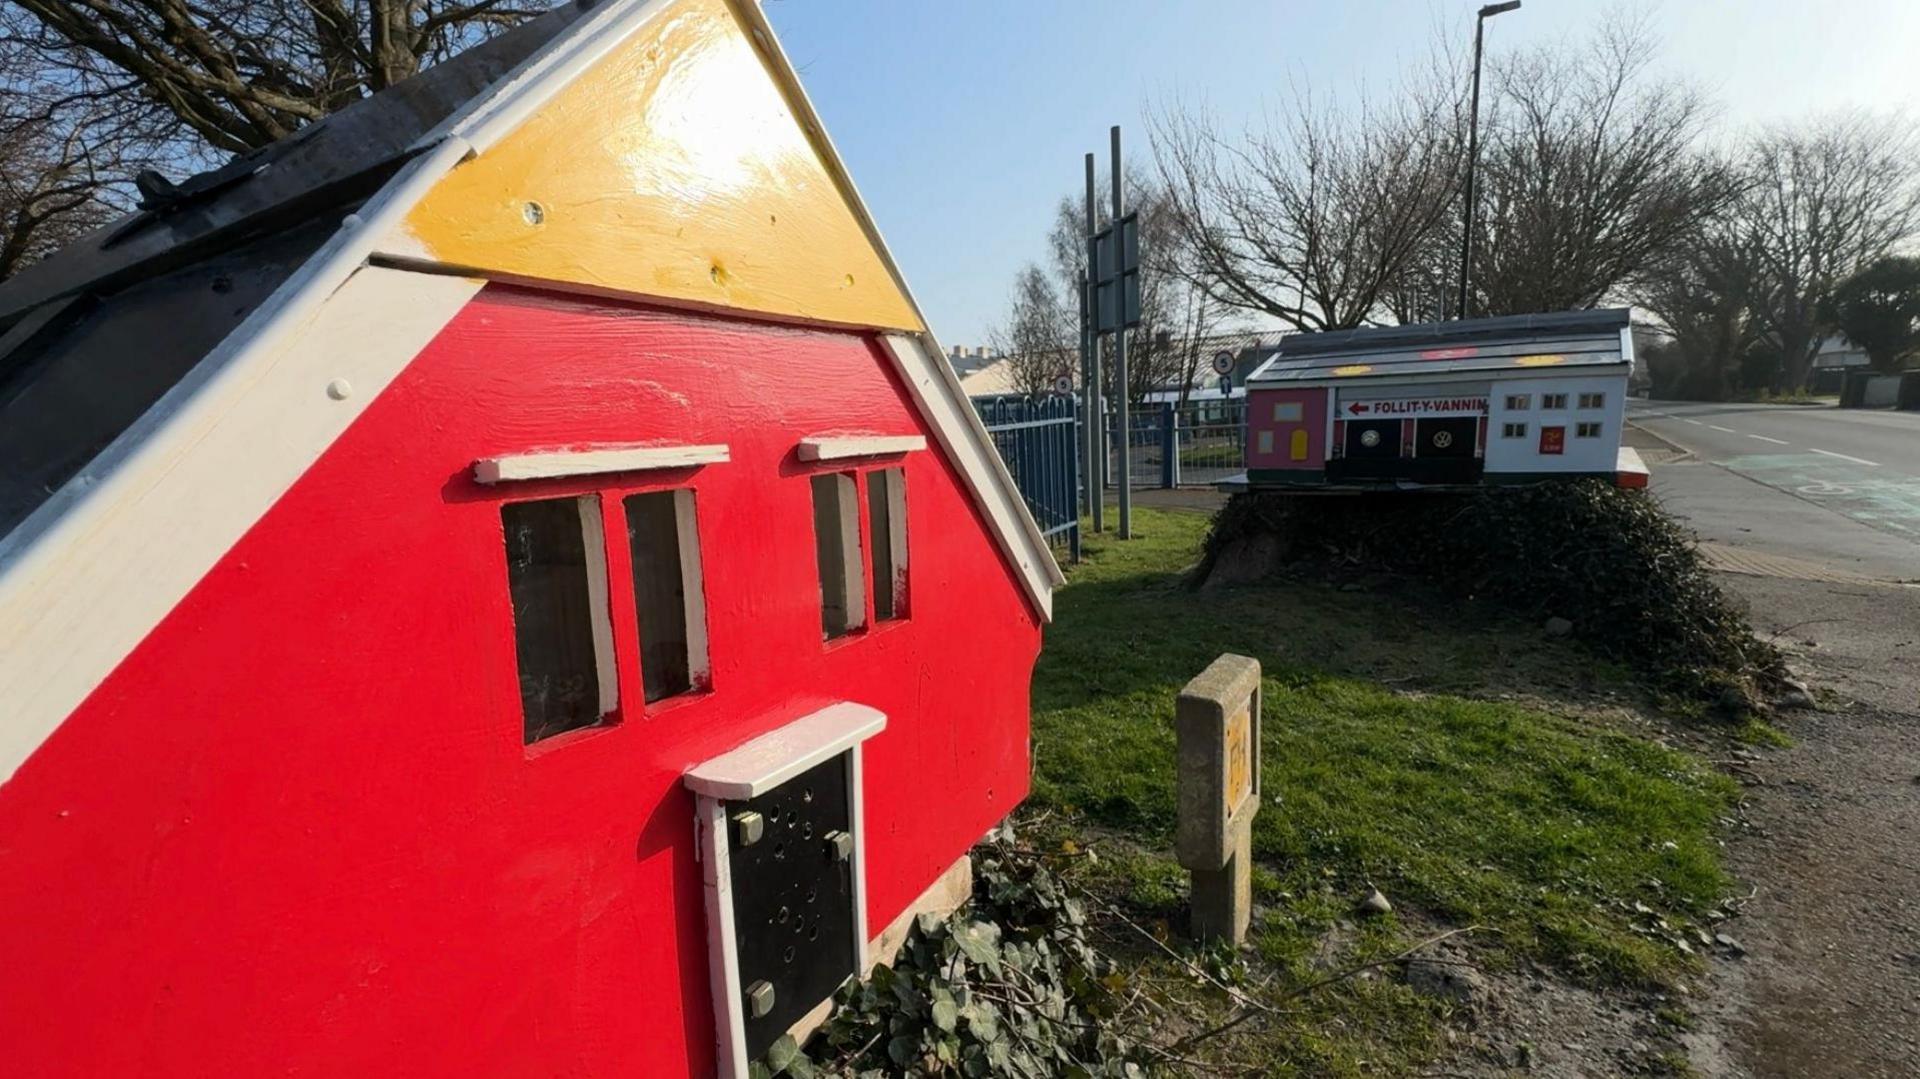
[0,3,597,541]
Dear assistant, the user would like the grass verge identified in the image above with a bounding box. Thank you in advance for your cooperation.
[1030,508,1738,1071]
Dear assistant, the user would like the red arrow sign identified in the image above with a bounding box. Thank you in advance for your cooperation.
[1342,396,1488,417]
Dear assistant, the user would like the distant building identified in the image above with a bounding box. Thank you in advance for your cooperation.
[1812,335,1869,369]
[944,344,1003,379]
[953,329,1290,405]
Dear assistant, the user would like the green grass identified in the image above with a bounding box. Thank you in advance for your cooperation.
[1029,509,1737,1069]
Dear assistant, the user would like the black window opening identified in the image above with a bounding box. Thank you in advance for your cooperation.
[502,497,617,744]
[811,472,866,640]
[624,489,708,704]
[867,467,908,622]
[1576,422,1603,438]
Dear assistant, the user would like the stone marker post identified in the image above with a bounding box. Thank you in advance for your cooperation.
[1175,653,1263,945]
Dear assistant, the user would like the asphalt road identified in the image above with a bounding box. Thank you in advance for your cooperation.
[1629,399,1920,581]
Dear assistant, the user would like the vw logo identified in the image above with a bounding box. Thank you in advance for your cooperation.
[1432,430,1454,449]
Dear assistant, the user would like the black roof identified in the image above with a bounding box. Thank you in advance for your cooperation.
[1273,309,1632,359]
[0,3,599,541]
[1249,309,1633,385]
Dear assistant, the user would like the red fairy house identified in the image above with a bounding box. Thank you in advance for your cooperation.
[0,2,1062,1075]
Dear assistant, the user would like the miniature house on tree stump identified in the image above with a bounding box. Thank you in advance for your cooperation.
[0,2,1063,1076]
[1241,309,1646,490]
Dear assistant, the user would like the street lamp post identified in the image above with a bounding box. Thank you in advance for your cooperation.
[1456,0,1520,321]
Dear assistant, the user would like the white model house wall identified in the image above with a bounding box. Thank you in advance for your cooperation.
[1484,374,1627,474]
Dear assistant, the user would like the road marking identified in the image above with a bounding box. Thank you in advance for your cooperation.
[1708,424,1736,433]
[1684,419,1705,426]
[1810,447,1881,467]
[1798,480,1855,496]
[1747,434,1790,445]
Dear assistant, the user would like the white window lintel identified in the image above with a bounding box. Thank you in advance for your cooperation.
[473,444,730,484]
[797,434,927,462]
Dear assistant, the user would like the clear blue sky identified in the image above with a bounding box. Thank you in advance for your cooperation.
[762,0,1920,346]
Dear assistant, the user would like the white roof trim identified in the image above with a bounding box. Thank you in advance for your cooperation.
[474,443,729,483]
[796,435,925,462]
[0,266,483,784]
[684,701,885,800]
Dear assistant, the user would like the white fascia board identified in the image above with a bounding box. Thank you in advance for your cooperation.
[795,435,925,462]
[0,265,484,784]
[0,136,485,785]
[474,443,729,484]
[684,702,885,801]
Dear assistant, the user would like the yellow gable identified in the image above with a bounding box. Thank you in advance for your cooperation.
[402,0,923,332]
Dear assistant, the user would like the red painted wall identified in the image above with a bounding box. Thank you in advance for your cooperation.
[0,286,1040,1077]
[1245,387,1328,469]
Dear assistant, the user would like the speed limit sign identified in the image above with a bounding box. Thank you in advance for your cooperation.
[1052,372,1074,395]
[1211,351,1235,376]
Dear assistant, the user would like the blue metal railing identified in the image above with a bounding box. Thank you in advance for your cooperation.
[971,394,1081,560]
[1107,400,1247,488]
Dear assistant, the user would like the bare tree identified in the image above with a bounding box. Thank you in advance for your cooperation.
[1632,223,1765,399]
[1,2,551,157]
[0,110,115,280]
[988,264,1074,398]
[0,36,179,280]
[1734,111,1920,388]
[1149,67,1466,331]
[1467,18,1737,316]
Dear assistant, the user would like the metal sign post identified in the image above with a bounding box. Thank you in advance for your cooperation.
[1082,153,1103,533]
[1088,126,1141,539]
[1109,126,1132,539]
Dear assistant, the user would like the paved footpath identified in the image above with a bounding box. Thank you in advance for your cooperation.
[1632,401,1920,1078]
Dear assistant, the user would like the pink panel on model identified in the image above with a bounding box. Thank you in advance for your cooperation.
[0,287,1040,1077]
[1246,387,1328,469]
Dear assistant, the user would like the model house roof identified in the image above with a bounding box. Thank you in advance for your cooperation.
[0,0,1063,781]
[1249,308,1634,385]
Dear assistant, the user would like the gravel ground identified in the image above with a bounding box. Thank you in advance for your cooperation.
[1685,575,1920,1078]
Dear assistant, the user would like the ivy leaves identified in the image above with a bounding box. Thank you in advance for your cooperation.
[756,851,1145,1078]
